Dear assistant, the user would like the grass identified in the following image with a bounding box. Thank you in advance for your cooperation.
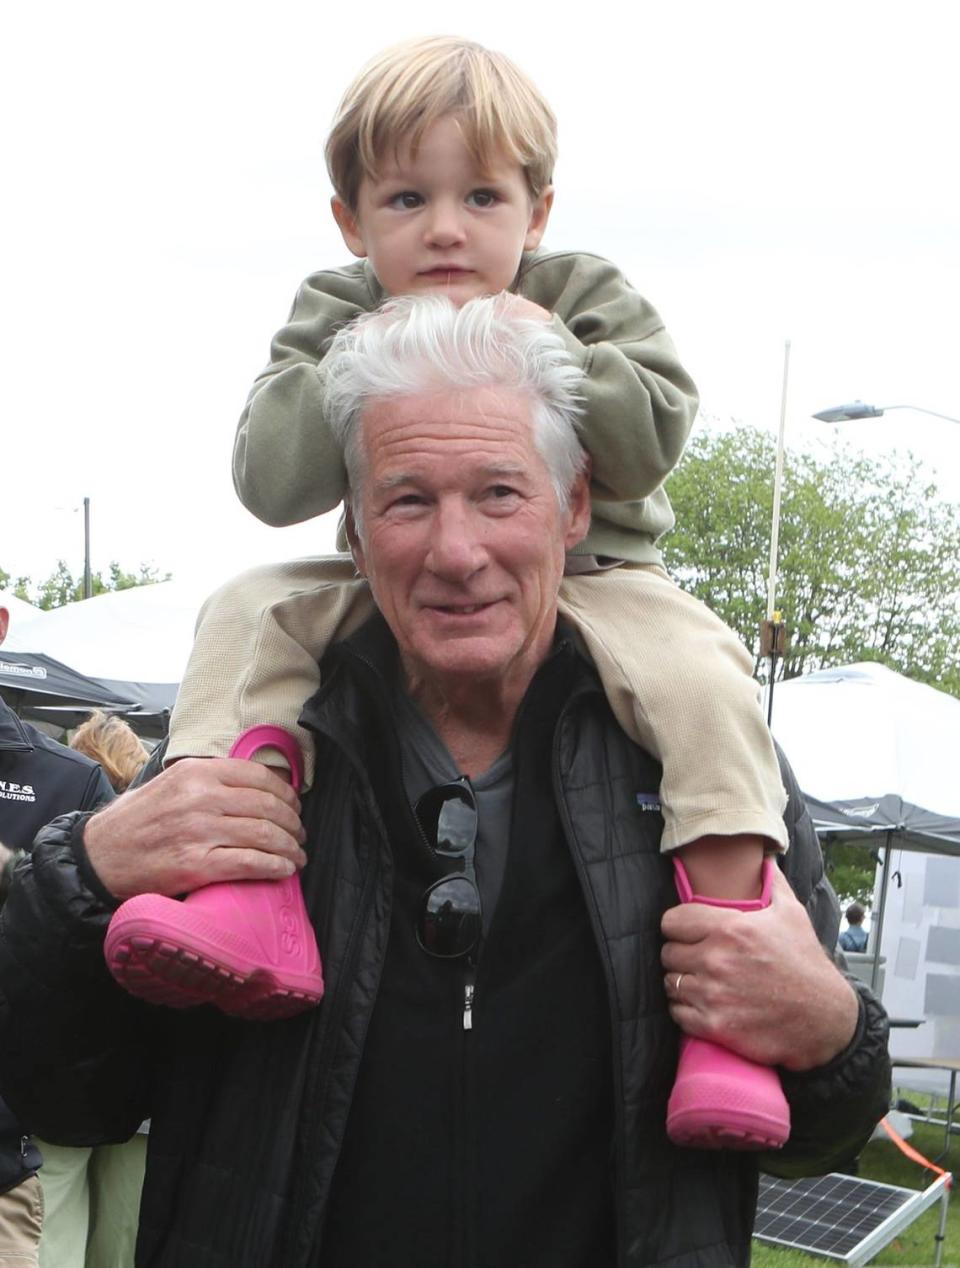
[752,1095,957,1268]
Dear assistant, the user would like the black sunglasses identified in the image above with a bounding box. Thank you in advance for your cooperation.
[414,777,481,959]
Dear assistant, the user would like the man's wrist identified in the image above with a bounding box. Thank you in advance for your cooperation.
[69,811,123,910]
[781,970,861,1072]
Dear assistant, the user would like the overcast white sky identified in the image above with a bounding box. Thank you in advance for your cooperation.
[3,0,958,594]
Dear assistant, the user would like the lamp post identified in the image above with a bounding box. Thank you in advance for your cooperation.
[813,401,960,425]
[83,497,92,600]
[760,341,791,724]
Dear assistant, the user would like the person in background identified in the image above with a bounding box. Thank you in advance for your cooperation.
[30,712,151,1268]
[839,901,869,953]
[0,607,114,1267]
[70,711,150,794]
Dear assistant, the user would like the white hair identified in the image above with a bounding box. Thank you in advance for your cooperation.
[323,294,587,534]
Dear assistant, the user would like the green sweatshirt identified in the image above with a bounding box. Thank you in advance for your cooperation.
[232,250,699,563]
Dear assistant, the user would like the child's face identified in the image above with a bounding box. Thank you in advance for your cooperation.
[332,116,553,305]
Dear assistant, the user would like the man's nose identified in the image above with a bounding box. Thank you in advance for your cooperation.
[424,200,467,248]
[426,501,486,579]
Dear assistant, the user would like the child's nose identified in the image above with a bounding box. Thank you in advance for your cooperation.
[424,202,467,247]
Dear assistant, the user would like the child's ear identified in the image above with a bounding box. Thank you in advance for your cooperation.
[524,186,554,252]
[332,197,367,258]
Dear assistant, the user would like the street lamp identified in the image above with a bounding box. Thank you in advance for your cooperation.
[813,401,960,425]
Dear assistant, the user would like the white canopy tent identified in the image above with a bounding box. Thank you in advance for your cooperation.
[7,579,211,682]
[0,590,45,631]
[771,662,960,1064]
[4,579,214,733]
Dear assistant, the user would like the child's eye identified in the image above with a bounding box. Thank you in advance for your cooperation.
[389,191,423,210]
[467,189,499,209]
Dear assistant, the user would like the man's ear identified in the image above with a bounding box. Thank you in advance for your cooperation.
[562,458,592,551]
[0,608,8,647]
[524,185,554,252]
[344,505,367,576]
[331,197,367,259]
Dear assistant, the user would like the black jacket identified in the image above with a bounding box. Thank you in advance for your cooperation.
[0,699,114,854]
[0,696,114,1194]
[0,622,890,1263]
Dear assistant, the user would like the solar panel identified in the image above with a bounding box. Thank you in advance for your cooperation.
[754,1171,952,1267]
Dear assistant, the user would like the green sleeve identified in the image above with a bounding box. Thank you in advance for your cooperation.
[517,251,699,504]
[232,263,383,527]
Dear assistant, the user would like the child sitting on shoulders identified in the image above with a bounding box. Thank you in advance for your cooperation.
[106,36,791,1152]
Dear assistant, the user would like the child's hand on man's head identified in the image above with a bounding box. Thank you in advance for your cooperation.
[496,293,552,324]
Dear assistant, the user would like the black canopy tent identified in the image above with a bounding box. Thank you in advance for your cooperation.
[0,651,172,738]
[804,793,960,993]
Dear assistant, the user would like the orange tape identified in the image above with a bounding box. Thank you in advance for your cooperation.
[879,1116,953,1186]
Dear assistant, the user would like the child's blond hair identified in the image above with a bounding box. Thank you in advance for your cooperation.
[326,36,557,210]
[70,710,150,793]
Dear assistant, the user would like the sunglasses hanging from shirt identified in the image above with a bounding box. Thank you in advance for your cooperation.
[414,776,481,959]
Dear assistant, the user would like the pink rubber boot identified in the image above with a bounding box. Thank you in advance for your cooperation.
[104,726,324,1021]
[665,856,790,1150]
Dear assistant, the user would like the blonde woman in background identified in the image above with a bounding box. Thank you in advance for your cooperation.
[70,712,150,794]
[34,712,149,1268]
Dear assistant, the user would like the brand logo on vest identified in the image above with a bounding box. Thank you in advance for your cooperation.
[635,792,661,812]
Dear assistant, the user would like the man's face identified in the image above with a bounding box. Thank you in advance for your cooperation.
[332,116,553,306]
[348,388,589,696]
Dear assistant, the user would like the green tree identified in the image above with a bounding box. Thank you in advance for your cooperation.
[662,428,960,696]
[0,568,32,602]
[0,561,171,610]
[822,843,879,908]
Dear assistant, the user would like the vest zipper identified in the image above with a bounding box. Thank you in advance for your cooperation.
[459,953,479,1268]
[463,966,476,1030]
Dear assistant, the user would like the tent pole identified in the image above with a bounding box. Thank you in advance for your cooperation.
[869,832,893,994]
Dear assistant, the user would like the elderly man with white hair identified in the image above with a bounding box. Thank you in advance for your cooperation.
[0,296,889,1268]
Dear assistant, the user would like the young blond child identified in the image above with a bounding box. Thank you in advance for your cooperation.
[105,36,790,1150]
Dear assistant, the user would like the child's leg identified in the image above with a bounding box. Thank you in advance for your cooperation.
[558,564,790,1149]
[105,557,376,1021]
[165,554,375,788]
[681,835,766,900]
[558,563,787,856]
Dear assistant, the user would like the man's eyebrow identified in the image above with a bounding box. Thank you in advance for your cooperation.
[373,464,528,494]
[374,473,418,493]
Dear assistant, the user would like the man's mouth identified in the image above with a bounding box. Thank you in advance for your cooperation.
[427,600,495,615]
[419,266,472,277]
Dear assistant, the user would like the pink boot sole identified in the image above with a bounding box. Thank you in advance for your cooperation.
[666,1035,790,1149]
[666,857,790,1150]
[104,726,324,1021]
